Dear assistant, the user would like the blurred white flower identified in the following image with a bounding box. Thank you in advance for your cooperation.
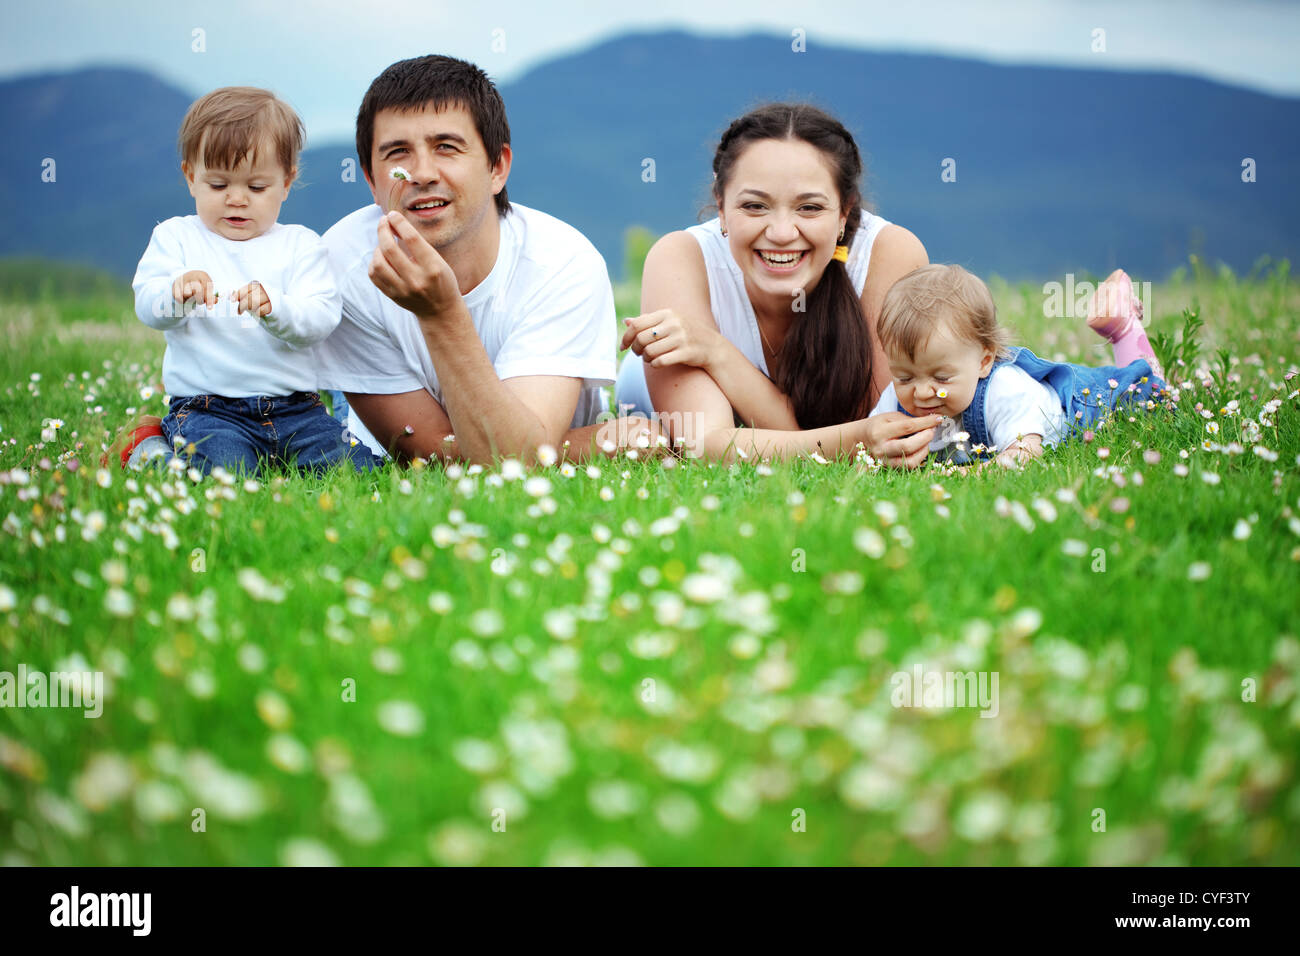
[428,820,487,866]
[103,588,134,617]
[523,476,551,498]
[133,780,183,822]
[588,779,645,820]
[184,753,265,820]
[452,739,502,775]
[280,837,341,867]
[1008,607,1044,639]
[469,608,504,637]
[543,608,578,640]
[646,739,720,784]
[73,752,134,811]
[653,792,701,836]
[839,762,902,811]
[267,734,311,774]
[853,527,886,559]
[954,791,1012,842]
[377,700,425,737]
[682,572,729,603]
[236,568,285,603]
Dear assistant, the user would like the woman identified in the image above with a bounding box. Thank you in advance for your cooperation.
[616,102,943,467]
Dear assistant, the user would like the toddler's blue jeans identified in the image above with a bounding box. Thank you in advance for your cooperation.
[159,391,382,476]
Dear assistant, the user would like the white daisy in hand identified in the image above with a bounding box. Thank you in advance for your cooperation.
[386,167,413,212]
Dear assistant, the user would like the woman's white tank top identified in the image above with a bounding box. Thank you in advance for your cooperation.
[685,210,892,377]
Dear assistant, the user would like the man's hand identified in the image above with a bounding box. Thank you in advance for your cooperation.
[233,281,272,319]
[369,210,462,320]
[620,309,722,372]
[173,270,217,309]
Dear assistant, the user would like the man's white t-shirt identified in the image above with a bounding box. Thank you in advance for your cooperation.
[316,202,616,458]
[869,364,1067,463]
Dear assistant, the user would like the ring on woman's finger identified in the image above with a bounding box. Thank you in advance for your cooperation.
[651,329,660,338]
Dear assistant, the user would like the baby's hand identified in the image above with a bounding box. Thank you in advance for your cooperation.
[173,270,217,309]
[233,281,272,319]
[994,435,1044,468]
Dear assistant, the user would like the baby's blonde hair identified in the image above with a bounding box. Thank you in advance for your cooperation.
[179,86,304,178]
[878,264,1013,363]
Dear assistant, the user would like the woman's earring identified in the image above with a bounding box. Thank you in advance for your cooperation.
[721,223,728,237]
[838,226,845,242]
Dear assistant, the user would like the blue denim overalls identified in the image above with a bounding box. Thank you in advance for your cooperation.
[903,347,1168,456]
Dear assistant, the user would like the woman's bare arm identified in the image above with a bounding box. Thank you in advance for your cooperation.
[640,231,802,430]
[640,233,939,464]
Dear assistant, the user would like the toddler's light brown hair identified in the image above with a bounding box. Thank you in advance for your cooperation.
[178,86,305,178]
[879,264,1013,363]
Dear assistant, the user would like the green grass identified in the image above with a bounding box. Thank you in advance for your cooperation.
[0,258,1297,866]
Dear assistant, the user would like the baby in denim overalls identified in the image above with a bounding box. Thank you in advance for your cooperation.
[869,264,1168,467]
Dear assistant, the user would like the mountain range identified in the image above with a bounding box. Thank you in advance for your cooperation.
[3,30,1298,282]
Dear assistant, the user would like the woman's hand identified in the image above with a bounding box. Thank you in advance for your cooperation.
[862,412,944,469]
[620,308,722,372]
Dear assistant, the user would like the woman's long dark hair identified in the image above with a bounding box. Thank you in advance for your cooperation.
[712,103,873,429]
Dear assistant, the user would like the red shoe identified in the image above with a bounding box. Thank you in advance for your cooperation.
[102,414,164,469]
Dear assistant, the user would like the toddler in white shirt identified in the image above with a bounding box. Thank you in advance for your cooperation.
[870,264,1168,467]
[123,86,379,475]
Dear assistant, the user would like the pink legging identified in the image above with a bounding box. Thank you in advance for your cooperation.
[1110,321,1158,370]
[1092,276,1162,376]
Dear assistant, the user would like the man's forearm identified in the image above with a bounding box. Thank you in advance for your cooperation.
[417,308,551,464]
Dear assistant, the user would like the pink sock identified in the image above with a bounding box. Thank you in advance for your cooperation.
[1110,321,1160,376]
[1088,270,1163,378]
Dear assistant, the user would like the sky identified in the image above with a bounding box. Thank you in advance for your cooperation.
[4,0,1298,144]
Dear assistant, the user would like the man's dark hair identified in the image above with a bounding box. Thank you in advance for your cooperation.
[356,55,511,215]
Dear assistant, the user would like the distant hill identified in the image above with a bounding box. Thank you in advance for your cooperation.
[3,30,1298,281]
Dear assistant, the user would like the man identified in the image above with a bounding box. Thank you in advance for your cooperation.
[319,54,656,465]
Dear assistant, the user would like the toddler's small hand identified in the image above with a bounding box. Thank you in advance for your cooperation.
[233,281,272,319]
[173,270,217,309]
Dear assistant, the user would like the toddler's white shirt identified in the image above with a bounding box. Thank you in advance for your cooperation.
[869,363,1067,463]
[133,215,340,397]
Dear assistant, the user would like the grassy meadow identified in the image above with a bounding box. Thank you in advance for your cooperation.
[0,255,1297,866]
